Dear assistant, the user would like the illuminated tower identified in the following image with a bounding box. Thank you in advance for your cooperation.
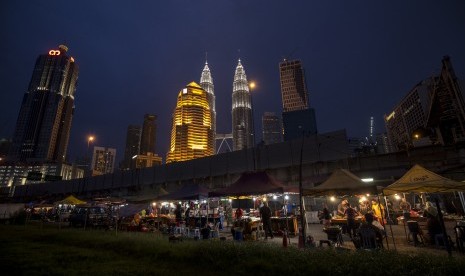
[8,45,79,162]
[232,59,253,151]
[166,82,214,163]
[200,60,216,151]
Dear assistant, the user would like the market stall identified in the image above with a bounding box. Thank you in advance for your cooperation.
[209,171,298,240]
[303,168,393,248]
[383,164,465,255]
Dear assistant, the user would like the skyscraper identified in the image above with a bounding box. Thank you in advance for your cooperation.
[279,59,317,141]
[200,60,216,152]
[91,146,116,176]
[384,56,465,151]
[166,82,214,163]
[232,59,253,151]
[140,114,157,155]
[8,45,79,162]
[121,125,141,170]
[262,112,283,145]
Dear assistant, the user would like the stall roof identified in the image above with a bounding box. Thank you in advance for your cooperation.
[158,183,209,201]
[209,171,293,197]
[54,195,86,205]
[302,168,377,196]
[383,164,465,195]
[123,186,168,203]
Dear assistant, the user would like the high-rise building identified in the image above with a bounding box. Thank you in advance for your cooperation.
[91,146,116,175]
[8,45,79,162]
[140,114,157,155]
[166,82,214,163]
[384,56,465,151]
[280,60,309,112]
[262,112,283,145]
[121,125,141,170]
[279,59,317,141]
[232,59,254,151]
[200,60,216,152]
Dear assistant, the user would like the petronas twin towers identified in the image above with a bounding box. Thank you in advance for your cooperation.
[201,59,254,152]
[167,59,253,163]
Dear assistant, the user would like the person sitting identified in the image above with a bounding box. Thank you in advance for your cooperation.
[235,207,243,220]
[201,223,212,239]
[320,205,331,227]
[358,213,384,248]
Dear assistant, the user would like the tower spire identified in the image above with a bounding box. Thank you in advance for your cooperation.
[232,58,253,151]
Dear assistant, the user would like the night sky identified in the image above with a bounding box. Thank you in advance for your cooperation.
[1,1,464,164]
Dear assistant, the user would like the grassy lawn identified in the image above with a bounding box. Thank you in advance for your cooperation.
[1,223,464,275]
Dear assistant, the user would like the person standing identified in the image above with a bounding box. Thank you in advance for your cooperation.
[260,202,274,239]
[371,199,385,225]
[399,198,411,219]
[344,203,358,239]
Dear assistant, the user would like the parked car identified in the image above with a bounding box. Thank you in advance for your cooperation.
[69,205,111,228]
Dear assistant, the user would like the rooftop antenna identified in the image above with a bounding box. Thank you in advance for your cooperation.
[205,51,208,64]
[283,46,298,62]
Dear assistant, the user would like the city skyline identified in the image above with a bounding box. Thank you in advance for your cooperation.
[1,1,464,164]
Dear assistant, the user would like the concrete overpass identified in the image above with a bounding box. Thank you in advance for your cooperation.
[11,129,465,200]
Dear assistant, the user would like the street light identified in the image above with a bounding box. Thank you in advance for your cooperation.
[249,81,256,170]
[86,135,95,176]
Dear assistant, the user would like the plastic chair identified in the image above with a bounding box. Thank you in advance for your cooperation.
[210,222,221,238]
[455,225,465,253]
[407,221,424,246]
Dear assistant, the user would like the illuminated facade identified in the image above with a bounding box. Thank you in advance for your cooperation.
[232,59,253,151]
[8,45,78,162]
[166,82,214,163]
[91,147,116,176]
[200,61,216,152]
[384,56,465,151]
[132,152,162,169]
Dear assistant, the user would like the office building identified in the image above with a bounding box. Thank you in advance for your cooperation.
[91,147,116,175]
[0,162,84,189]
[279,59,317,141]
[8,45,78,163]
[121,125,141,170]
[384,56,465,151]
[140,114,157,155]
[232,59,253,150]
[262,112,283,145]
[132,152,162,169]
[166,82,214,163]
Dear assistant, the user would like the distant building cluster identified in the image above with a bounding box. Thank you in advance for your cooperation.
[1,44,464,194]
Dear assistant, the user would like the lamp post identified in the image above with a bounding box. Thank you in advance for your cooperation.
[298,129,306,248]
[249,81,256,171]
[87,135,95,176]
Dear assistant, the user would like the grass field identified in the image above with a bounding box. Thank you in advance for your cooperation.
[1,223,464,275]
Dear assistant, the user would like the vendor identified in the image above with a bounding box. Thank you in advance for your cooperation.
[371,199,385,225]
[337,199,348,216]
